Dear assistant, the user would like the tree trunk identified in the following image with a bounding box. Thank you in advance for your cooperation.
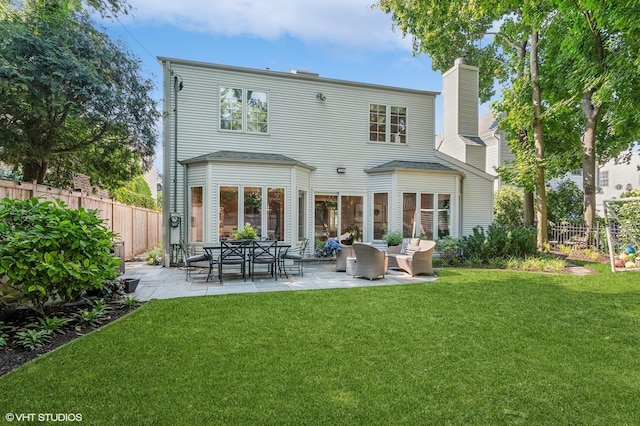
[582,91,600,242]
[516,40,535,228]
[530,29,548,249]
[523,191,534,226]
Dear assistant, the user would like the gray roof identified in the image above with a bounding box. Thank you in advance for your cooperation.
[459,135,486,147]
[180,150,316,170]
[365,160,460,174]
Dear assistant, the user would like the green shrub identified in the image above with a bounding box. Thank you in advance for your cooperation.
[547,180,583,225]
[0,197,121,316]
[435,236,462,261]
[459,225,537,262]
[493,185,524,227]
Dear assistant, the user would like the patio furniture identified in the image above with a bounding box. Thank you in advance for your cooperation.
[280,238,308,277]
[345,256,357,276]
[335,243,354,272]
[217,240,248,283]
[250,240,278,281]
[391,239,436,277]
[180,240,211,281]
[352,242,386,280]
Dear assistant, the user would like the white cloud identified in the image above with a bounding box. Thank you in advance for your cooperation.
[122,0,411,51]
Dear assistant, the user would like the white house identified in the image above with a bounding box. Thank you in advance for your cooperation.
[159,56,494,261]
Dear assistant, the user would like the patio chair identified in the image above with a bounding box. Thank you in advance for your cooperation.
[393,239,436,277]
[352,242,386,280]
[218,240,248,283]
[179,240,210,281]
[250,240,278,281]
[280,238,308,277]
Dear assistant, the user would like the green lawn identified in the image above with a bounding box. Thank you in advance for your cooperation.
[2,264,640,425]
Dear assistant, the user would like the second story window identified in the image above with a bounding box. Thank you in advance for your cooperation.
[220,87,268,134]
[600,170,609,187]
[369,104,407,143]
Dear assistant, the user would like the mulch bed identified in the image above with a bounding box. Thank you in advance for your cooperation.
[1,302,142,377]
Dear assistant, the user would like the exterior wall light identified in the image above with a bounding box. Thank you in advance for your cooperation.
[336,167,346,174]
[316,92,326,101]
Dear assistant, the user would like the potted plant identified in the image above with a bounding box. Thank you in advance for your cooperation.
[382,230,403,254]
[233,223,258,240]
[147,246,163,265]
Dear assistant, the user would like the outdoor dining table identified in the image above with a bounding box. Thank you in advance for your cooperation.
[203,240,290,283]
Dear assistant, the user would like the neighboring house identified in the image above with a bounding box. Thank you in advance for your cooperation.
[594,153,640,215]
[159,56,495,260]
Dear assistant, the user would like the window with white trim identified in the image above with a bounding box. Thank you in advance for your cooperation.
[600,170,609,187]
[220,87,268,133]
[369,103,407,143]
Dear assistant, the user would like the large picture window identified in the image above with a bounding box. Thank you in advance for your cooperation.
[403,192,451,239]
[369,103,407,143]
[219,185,285,240]
[220,87,268,133]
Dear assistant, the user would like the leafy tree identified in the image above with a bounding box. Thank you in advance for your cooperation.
[494,185,524,228]
[546,180,584,226]
[541,1,640,232]
[0,1,159,190]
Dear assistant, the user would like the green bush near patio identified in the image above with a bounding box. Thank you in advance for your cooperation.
[0,197,120,316]
[1,264,639,424]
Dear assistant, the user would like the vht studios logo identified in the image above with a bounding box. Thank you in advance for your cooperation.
[5,413,83,422]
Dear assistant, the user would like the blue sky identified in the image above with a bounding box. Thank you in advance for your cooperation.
[97,0,488,168]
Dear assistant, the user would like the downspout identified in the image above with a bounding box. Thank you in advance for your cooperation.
[173,75,183,213]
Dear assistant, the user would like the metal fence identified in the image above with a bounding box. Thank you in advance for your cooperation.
[548,223,607,252]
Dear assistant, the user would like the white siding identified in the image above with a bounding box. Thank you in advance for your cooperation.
[169,62,436,194]
[461,175,494,235]
[457,67,479,136]
[466,145,486,171]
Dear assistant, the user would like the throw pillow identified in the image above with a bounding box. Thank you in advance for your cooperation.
[400,238,410,254]
[405,243,420,255]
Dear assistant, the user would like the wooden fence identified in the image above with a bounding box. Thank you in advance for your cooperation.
[0,179,161,260]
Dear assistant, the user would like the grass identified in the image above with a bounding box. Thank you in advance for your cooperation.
[2,264,640,424]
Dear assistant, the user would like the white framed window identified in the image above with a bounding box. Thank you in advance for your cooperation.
[403,192,451,239]
[220,87,268,133]
[600,170,609,187]
[219,185,285,240]
[369,103,407,143]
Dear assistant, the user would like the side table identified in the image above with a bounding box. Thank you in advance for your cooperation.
[345,256,357,276]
